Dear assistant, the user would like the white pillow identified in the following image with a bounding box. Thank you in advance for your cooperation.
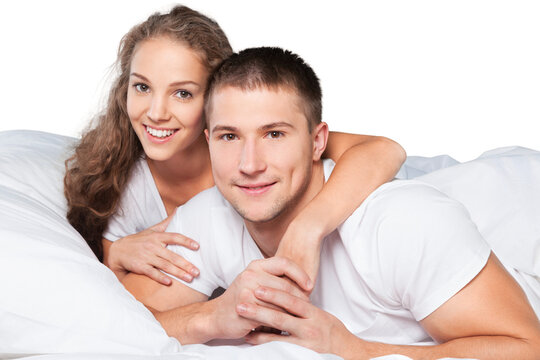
[415,146,540,278]
[0,130,180,355]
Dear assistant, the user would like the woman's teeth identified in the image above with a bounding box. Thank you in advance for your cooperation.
[145,126,175,138]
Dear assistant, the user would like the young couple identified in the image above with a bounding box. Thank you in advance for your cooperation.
[64,5,540,359]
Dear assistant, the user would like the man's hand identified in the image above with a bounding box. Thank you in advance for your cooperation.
[210,257,313,340]
[238,285,359,357]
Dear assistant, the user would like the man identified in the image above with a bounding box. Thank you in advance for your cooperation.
[122,47,540,359]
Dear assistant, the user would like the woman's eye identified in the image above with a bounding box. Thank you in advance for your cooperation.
[220,134,237,141]
[266,131,283,139]
[134,83,149,93]
[175,90,192,99]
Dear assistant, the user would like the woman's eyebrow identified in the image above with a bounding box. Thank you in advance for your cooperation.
[169,80,201,89]
[130,72,200,88]
[130,72,149,81]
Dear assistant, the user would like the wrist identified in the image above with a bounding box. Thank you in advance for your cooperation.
[104,240,129,280]
[335,331,372,360]
[175,300,220,344]
[289,207,330,242]
[192,298,224,342]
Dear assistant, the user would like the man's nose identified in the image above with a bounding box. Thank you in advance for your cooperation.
[238,139,266,175]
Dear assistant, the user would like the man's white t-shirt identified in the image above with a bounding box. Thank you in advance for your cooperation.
[103,158,167,241]
[165,160,491,345]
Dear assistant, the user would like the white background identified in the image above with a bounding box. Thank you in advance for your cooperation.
[1,0,538,161]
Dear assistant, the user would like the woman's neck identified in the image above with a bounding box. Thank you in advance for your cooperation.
[146,133,214,214]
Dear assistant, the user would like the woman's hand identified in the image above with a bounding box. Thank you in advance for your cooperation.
[103,214,200,286]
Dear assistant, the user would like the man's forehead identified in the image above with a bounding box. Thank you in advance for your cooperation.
[206,85,305,130]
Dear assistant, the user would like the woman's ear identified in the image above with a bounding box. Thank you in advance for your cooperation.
[312,122,329,161]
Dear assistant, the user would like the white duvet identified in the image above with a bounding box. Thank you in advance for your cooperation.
[0,130,538,360]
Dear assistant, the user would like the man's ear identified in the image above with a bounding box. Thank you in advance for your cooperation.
[312,122,329,161]
[204,129,210,143]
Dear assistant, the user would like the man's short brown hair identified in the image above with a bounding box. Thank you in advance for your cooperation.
[205,47,322,131]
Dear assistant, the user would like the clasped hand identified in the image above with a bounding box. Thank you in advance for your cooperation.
[211,257,352,356]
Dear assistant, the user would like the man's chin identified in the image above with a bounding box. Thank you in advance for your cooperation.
[232,206,281,224]
[239,212,277,224]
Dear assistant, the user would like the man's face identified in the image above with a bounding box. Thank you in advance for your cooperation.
[205,86,316,223]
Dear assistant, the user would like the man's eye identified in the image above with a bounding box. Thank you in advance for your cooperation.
[266,131,283,139]
[134,83,150,92]
[220,134,237,141]
[175,90,193,99]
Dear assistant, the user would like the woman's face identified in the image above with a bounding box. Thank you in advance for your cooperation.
[127,36,209,162]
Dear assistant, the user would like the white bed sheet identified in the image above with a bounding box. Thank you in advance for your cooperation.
[1,130,538,360]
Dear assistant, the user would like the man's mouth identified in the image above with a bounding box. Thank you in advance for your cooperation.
[237,182,277,194]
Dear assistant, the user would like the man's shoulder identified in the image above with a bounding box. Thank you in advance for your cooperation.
[178,186,231,214]
[354,180,450,216]
[171,185,243,241]
[339,180,464,238]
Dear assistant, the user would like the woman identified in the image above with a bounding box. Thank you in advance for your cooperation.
[64,5,405,286]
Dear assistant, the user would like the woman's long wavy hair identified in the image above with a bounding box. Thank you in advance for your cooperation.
[64,5,232,261]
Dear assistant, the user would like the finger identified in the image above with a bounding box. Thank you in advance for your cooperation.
[152,257,194,283]
[153,242,200,276]
[159,233,199,250]
[157,247,200,277]
[245,331,288,345]
[140,265,173,286]
[254,286,310,318]
[259,257,312,292]
[255,271,309,301]
[236,302,298,334]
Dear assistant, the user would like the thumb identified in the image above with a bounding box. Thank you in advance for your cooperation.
[150,208,177,232]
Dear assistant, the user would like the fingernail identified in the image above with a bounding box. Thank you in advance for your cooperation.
[306,279,313,290]
[190,268,200,276]
[237,304,247,313]
[182,273,193,282]
[254,287,266,297]
[191,241,199,249]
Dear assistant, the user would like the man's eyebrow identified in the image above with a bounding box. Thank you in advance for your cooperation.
[130,72,200,88]
[211,125,238,133]
[259,122,295,131]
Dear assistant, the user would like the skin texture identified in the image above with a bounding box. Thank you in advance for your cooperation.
[102,36,406,285]
[122,85,540,359]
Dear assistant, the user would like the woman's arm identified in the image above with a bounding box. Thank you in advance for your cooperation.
[276,132,406,282]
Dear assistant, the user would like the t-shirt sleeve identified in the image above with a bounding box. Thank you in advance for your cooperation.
[164,189,227,297]
[102,190,140,241]
[344,182,491,321]
[102,160,166,242]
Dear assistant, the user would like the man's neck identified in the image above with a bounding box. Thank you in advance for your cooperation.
[244,160,326,258]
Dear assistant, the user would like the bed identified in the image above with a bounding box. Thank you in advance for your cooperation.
[1,130,538,360]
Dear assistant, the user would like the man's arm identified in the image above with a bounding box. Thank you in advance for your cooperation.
[239,253,540,359]
[122,272,214,344]
[121,257,312,344]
